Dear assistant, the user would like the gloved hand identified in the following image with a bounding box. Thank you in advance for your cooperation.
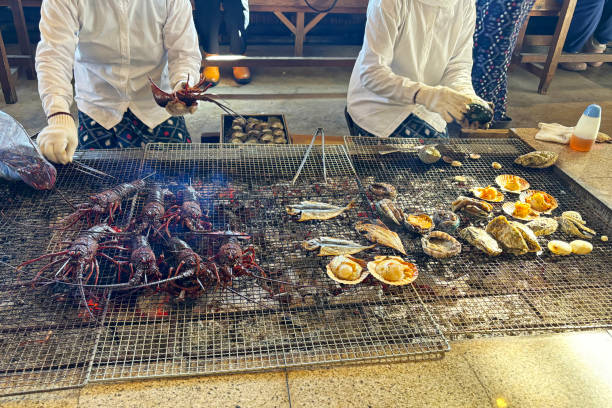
[415,85,473,124]
[37,114,78,165]
[166,81,198,116]
[458,95,494,130]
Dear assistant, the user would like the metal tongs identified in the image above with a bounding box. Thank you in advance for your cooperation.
[292,127,327,185]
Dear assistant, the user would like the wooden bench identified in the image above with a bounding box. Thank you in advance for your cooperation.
[514,0,612,94]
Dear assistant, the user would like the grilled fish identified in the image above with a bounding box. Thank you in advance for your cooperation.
[355,221,406,255]
[286,199,356,221]
[303,237,376,256]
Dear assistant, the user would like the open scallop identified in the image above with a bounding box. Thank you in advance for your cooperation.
[326,255,369,285]
[502,201,540,221]
[519,190,558,214]
[470,186,505,202]
[495,174,530,193]
[367,256,418,286]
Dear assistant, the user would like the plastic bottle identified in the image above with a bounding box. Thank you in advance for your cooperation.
[569,104,601,152]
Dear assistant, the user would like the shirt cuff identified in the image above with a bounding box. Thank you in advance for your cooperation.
[43,96,71,118]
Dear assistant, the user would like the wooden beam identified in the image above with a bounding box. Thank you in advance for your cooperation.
[0,31,18,104]
[272,11,296,35]
[304,12,328,35]
[520,52,612,63]
[524,35,553,46]
[9,0,35,80]
[295,12,305,56]
[204,56,356,68]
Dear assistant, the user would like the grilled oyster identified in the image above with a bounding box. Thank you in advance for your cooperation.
[548,240,572,256]
[459,226,502,256]
[471,186,505,202]
[355,221,406,255]
[526,217,558,236]
[367,256,418,285]
[375,199,404,226]
[417,145,441,164]
[368,182,397,200]
[502,201,540,221]
[495,174,530,193]
[287,200,356,221]
[326,255,369,285]
[514,151,558,168]
[510,222,542,253]
[519,190,558,214]
[421,231,462,259]
[432,210,460,234]
[555,211,596,239]
[451,196,494,217]
[303,237,376,256]
[485,215,529,255]
[403,213,434,235]
[570,240,593,255]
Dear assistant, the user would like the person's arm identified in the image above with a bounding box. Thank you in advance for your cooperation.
[35,0,79,165]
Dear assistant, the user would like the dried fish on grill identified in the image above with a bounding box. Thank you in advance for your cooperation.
[417,145,441,164]
[526,217,558,236]
[286,199,356,221]
[367,256,418,285]
[451,196,493,217]
[368,182,397,200]
[375,199,404,226]
[519,190,558,214]
[495,174,530,193]
[511,221,542,253]
[459,226,502,256]
[432,210,460,234]
[421,231,462,259]
[502,201,540,221]
[485,215,529,255]
[302,237,376,256]
[570,240,593,255]
[355,221,406,255]
[514,151,558,168]
[403,213,434,235]
[471,186,505,202]
[555,211,596,239]
[548,240,572,256]
[326,255,369,285]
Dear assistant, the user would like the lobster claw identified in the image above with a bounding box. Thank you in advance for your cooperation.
[148,77,174,108]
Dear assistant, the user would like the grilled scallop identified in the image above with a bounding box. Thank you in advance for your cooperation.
[519,190,558,214]
[471,186,505,202]
[326,255,369,285]
[502,201,540,221]
[367,256,418,285]
[495,174,530,193]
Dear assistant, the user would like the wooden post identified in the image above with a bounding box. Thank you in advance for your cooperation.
[294,12,305,57]
[9,0,36,80]
[0,31,18,104]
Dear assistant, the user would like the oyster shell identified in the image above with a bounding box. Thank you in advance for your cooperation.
[368,182,397,200]
[514,151,558,168]
[502,201,540,221]
[432,210,460,234]
[570,240,593,255]
[485,215,529,255]
[510,222,541,253]
[459,226,502,256]
[555,212,596,239]
[326,255,369,285]
[421,231,462,259]
[375,199,404,226]
[495,174,530,193]
[367,256,418,285]
[403,213,434,235]
[465,102,494,126]
[451,196,493,217]
[232,117,247,127]
[519,190,558,214]
[355,221,406,255]
[548,240,572,256]
[417,145,441,164]
[471,186,505,202]
[526,217,558,236]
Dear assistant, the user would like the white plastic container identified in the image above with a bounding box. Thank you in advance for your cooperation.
[569,104,601,152]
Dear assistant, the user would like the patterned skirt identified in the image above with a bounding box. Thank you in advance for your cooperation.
[77,110,192,149]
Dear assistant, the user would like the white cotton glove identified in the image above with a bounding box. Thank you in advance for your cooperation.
[165,81,198,116]
[37,114,78,165]
[415,85,474,124]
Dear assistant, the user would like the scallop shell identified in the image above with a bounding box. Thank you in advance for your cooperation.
[502,201,540,221]
[326,255,369,285]
[421,231,462,259]
[570,240,593,255]
[403,213,434,235]
[367,256,418,286]
[547,240,572,256]
[471,186,505,202]
[495,174,530,193]
[519,190,558,214]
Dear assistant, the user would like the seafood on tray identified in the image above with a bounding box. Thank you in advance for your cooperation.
[368,182,397,200]
[403,213,435,236]
[514,151,558,168]
[459,226,502,256]
[451,196,494,217]
[303,237,375,256]
[432,210,460,234]
[355,220,406,255]
[486,215,533,255]
[519,190,558,214]
[286,199,356,221]
[495,174,530,193]
[376,199,404,226]
[526,217,558,236]
[555,211,596,239]
[326,255,368,285]
[367,256,418,285]
[502,201,540,221]
[470,186,505,202]
[548,240,572,256]
[421,231,462,259]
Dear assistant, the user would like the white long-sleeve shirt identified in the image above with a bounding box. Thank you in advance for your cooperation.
[347,0,477,137]
[36,0,202,130]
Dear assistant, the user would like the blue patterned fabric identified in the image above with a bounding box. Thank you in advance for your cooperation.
[472,0,536,121]
[77,110,191,149]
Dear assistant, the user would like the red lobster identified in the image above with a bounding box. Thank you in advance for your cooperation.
[162,237,207,300]
[117,235,163,287]
[62,179,146,228]
[157,185,212,236]
[133,183,173,235]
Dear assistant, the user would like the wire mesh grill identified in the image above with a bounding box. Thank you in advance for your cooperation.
[344,136,612,337]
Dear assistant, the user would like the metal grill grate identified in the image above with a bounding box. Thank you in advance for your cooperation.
[344,136,612,337]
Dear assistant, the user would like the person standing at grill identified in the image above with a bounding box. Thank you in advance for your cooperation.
[35,0,202,165]
[346,0,491,139]
[193,0,251,86]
